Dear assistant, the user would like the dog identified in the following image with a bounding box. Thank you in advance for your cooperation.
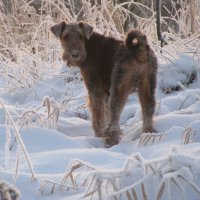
[50,21,157,147]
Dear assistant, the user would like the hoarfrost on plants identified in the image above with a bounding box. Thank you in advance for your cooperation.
[0,0,200,200]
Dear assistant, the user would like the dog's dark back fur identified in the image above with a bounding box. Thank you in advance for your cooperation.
[51,21,157,147]
[82,32,121,94]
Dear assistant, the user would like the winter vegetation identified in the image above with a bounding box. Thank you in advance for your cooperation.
[0,0,200,199]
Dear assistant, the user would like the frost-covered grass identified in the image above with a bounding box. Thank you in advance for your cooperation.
[0,0,200,200]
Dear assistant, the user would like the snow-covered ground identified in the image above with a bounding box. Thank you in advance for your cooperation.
[1,52,200,200]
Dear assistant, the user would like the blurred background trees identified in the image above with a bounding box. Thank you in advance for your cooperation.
[1,0,198,35]
[0,0,199,90]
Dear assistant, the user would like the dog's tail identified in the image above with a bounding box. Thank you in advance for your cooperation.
[125,29,149,62]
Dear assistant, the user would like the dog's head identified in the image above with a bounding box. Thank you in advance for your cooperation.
[50,21,93,67]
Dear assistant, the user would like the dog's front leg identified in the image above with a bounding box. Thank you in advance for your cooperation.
[88,91,108,138]
[104,66,132,147]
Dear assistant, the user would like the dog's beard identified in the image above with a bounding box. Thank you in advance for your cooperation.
[66,59,83,67]
[65,55,86,67]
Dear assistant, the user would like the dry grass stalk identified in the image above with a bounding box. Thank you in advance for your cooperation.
[171,177,186,200]
[179,175,200,196]
[0,100,36,180]
[5,115,11,167]
[61,162,85,188]
[39,179,74,194]
[83,176,120,200]
[126,190,132,200]
[13,147,21,183]
[38,160,96,197]
[42,96,60,129]
[155,164,200,200]
[182,127,196,144]
[15,96,60,131]
[145,163,156,175]
[36,152,200,200]
[61,160,95,188]
[141,183,148,200]
[138,132,166,147]
[107,154,200,200]
[18,109,43,129]
[131,188,139,200]
[178,96,190,110]
[156,182,166,200]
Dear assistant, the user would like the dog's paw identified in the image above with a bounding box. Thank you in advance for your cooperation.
[103,126,122,148]
[143,126,157,133]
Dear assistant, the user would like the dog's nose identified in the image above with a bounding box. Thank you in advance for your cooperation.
[71,50,80,59]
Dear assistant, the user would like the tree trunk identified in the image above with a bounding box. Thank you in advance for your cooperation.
[156,0,163,46]
[189,0,196,34]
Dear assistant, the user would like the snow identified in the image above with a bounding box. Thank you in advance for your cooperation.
[1,52,200,200]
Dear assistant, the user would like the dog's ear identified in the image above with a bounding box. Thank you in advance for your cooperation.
[50,21,66,38]
[79,21,93,40]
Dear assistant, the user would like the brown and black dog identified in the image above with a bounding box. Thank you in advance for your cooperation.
[51,21,157,147]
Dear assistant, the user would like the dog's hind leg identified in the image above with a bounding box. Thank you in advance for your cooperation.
[138,73,156,133]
